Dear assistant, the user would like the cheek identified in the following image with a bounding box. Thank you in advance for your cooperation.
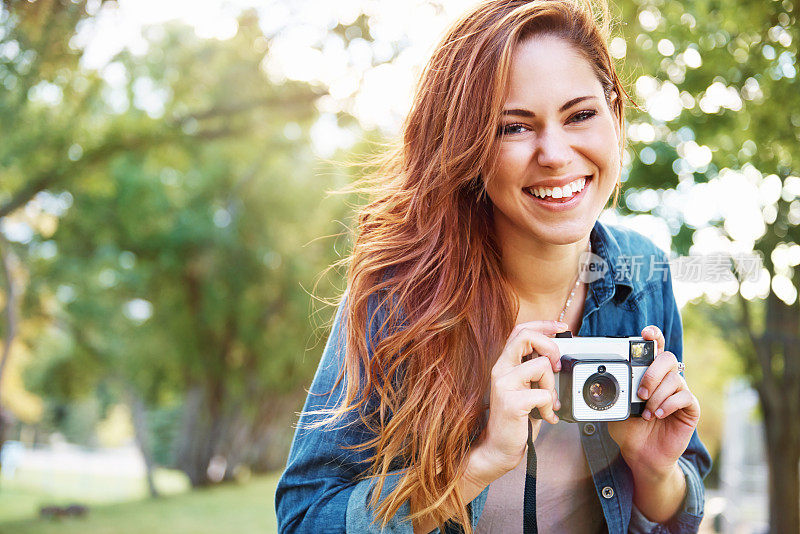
[606,141,622,178]
[587,130,621,179]
[488,144,530,185]
[483,148,509,195]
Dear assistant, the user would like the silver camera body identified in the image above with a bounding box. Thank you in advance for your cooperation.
[531,335,656,423]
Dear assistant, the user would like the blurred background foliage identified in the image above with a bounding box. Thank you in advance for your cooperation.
[0,0,797,531]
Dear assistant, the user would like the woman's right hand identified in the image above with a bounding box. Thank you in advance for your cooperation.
[468,321,566,486]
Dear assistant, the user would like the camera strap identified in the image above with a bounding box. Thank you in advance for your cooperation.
[523,419,538,534]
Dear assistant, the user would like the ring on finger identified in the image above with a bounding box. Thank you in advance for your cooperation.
[676,362,685,374]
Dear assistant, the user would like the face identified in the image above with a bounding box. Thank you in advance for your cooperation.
[484,35,621,248]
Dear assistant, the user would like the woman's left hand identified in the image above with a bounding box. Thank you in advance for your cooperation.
[607,325,700,477]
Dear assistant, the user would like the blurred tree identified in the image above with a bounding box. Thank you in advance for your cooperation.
[615,0,799,530]
[0,0,121,476]
[1,0,351,490]
[17,11,346,488]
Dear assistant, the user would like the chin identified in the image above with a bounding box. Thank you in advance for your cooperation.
[529,221,595,247]
[543,233,590,247]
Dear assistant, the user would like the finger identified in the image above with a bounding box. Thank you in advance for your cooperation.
[642,371,685,420]
[641,325,666,354]
[651,390,700,422]
[509,320,569,340]
[495,330,561,374]
[512,326,562,370]
[495,357,557,418]
[510,389,558,425]
[504,356,555,392]
[637,351,679,400]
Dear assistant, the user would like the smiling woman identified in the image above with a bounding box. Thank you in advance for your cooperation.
[487,36,621,250]
[275,1,711,533]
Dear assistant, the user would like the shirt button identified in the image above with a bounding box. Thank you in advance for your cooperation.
[583,423,596,436]
[602,486,615,499]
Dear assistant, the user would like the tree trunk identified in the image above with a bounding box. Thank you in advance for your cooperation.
[247,393,304,473]
[128,390,160,498]
[219,409,249,482]
[174,386,212,486]
[756,294,800,534]
[173,383,233,487]
[761,399,800,534]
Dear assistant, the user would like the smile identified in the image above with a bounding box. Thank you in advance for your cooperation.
[524,176,588,200]
[521,175,593,210]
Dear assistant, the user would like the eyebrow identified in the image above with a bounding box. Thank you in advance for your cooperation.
[502,95,598,117]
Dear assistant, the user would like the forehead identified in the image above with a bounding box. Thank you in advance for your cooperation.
[503,35,604,107]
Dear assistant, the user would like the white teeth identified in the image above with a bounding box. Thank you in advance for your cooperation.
[526,177,588,200]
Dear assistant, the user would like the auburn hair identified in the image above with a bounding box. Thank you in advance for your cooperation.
[324,0,627,531]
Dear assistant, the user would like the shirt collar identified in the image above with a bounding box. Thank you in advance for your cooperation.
[589,220,634,306]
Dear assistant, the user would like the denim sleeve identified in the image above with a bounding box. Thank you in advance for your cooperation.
[628,260,712,533]
[275,297,419,533]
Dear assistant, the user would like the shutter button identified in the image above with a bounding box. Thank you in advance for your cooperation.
[583,423,596,436]
[602,486,614,499]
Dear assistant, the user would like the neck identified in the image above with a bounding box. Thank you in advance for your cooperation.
[497,228,591,321]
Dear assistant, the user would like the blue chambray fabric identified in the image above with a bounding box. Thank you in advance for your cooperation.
[275,221,712,534]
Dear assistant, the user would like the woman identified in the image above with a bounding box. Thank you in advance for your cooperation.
[276,0,711,533]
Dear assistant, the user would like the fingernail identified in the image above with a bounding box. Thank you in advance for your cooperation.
[638,387,648,399]
[555,399,561,410]
[556,321,568,328]
[556,361,562,372]
[655,408,664,418]
[553,415,559,423]
[642,409,652,420]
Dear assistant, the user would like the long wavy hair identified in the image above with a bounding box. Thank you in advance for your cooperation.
[327,0,627,531]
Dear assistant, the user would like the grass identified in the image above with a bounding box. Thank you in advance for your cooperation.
[0,467,191,523]
[0,473,280,534]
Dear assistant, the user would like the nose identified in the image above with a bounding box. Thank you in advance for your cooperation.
[535,127,573,170]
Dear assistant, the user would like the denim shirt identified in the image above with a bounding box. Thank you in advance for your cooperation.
[276,221,712,533]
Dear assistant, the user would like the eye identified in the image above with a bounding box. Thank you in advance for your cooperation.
[568,109,597,124]
[498,123,529,136]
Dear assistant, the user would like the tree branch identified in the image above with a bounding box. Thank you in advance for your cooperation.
[0,127,188,220]
[171,92,326,126]
[0,171,64,220]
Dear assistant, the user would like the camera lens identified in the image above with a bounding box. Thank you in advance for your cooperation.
[583,372,620,411]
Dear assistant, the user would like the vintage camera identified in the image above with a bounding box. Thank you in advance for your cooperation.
[531,334,655,423]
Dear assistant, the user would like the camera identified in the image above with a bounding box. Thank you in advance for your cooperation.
[529,334,656,423]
